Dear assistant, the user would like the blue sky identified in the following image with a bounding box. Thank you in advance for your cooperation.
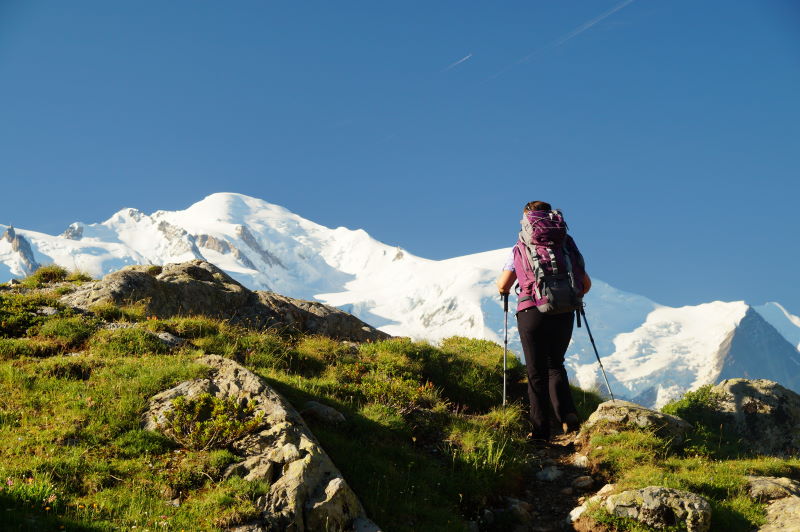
[1,1,799,313]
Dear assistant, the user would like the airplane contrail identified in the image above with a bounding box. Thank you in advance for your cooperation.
[489,0,638,79]
[443,53,473,72]
[552,0,638,48]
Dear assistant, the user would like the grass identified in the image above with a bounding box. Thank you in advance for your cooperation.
[578,388,800,531]
[0,298,537,530]
[89,302,148,323]
[18,265,93,289]
[0,284,622,530]
[88,328,170,357]
[0,291,66,338]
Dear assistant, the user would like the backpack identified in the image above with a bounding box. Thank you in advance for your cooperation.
[513,209,586,314]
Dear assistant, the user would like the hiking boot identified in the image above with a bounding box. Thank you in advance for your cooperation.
[562,413,580,434]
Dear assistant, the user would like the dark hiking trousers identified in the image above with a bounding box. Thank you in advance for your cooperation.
[517,307,578,439]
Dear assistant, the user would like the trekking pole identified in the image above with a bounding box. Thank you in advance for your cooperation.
[579,306,615,402]
[502,293,509,406]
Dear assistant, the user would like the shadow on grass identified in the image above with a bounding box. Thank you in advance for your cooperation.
[262,374,521,532]
[0,494,101,531]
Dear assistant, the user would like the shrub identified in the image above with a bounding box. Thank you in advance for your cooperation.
[0,292,64,338]
[88,328,169,357]
[22,264,68,287]
[0,337,62,359]
[662,385,739,457]
[446,422,516,474]
[89,302,148,322]
[167,317,221,339]
[66,271,93,283]
[192,329,291,368]
[482,403,526,434]
[38,317,95,346]
[292,335,355,376]
[160,393,263,451]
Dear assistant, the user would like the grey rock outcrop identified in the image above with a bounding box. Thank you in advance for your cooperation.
[1,226,40,275]
[709,379,800,456]
[604,487,711,532]
[60,260,389,342]
[60,222,84,240]
[579,400,692,446]
[747,476,800,502]
[143,355,381,532]
[759,496,800,532]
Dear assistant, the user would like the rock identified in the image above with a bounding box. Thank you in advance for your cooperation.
[143,355,380,531]
[507,498,532,517]
[759,496,800,532]
[747,476,800,502]
[301,401,346,424]
[37,306,58,316]
[596,483,617,497]
[710,379,800,456]
[535,466,563,481]
[156,332,185,348]
[572,453,590,468]
[605,486,711,532]
[62,260,390,343]
[580,400,692,446]
[572,476,594,491]
[567,503,588,523]
[560,487,573,495]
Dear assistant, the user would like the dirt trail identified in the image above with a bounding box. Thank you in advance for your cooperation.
[516,434,599,531]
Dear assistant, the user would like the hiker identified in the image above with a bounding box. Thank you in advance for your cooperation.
[496,201,591,442]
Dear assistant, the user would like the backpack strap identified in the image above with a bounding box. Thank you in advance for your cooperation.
[546,247,559,275]
[518,238,543,301]
[562,243,576,291]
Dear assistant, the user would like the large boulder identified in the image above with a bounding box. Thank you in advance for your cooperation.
[758,496,800,532]
[747,476,800,502]
[604,487,711,532]
[61,260,389,342]
[143,355,381,532]
[579,400,692,446]
[709,379,800,456]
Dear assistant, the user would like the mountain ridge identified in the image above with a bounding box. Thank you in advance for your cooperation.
[2,192,799,407]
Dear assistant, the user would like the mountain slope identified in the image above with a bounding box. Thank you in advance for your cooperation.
[755,302,800,351]
[2,192,798,407]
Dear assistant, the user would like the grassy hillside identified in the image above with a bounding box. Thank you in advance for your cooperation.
[578,387,800,531]
[0,266,603,531]
[7,266,795,531]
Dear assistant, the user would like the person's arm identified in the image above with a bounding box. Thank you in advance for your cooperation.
[496,270,517,295]
[582,273,592,295]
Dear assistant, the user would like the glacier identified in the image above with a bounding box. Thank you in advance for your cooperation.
[2,192,799,408]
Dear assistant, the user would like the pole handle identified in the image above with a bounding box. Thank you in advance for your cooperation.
[502,293,509,312]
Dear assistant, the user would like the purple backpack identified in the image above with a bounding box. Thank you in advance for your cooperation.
[513,209,586,314]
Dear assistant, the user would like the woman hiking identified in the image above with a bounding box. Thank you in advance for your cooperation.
[496,201,591,442]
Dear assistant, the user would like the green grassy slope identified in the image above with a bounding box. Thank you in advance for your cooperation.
[1,267,605,531]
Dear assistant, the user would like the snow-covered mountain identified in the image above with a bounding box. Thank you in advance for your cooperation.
[3,192,799,407]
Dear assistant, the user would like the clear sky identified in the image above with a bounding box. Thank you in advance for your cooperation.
[1,1,799,313]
